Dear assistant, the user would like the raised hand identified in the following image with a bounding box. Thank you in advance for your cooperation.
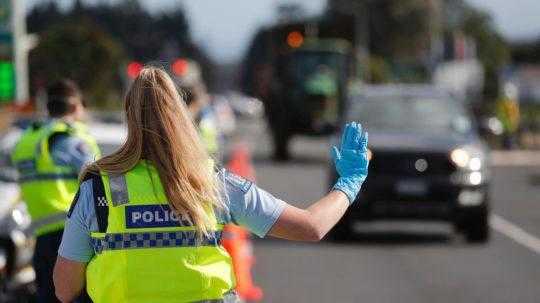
[331,122,369,204]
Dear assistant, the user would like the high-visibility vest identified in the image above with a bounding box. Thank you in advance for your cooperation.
[200,117,219,156]
[196,109,219,157]
[11,120,100,236]
[86,161,236,303]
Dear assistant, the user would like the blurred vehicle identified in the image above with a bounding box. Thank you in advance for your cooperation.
[87,120,128,156]
[0,125,36,301]
[329,85,491,243]
[509,66,540,148]
[225,91,264,119]
[259,38,352,160]
[241,18,359,160]
[210,94,237,138]
[0,182,35,302]
[173,58,233,160]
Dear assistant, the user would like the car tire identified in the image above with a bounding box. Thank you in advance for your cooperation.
[272,127,291,161]
[463,206,490,244]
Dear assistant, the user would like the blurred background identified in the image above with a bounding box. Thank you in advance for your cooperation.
[0,0,540,302]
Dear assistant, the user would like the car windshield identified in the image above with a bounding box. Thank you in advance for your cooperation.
[349,95,473,135]
[288,51,346,86]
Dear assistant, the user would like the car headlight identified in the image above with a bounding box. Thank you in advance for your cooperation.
[449,145,488,186]
[468,157,482,171]
[450,148,470,168]
[450,146,484,171]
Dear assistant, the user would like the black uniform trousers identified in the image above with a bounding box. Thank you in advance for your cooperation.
[33,230,63,303]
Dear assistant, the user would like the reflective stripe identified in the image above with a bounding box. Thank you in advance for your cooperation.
[29,212,67,232]
[91,230,222,253]
[19,172,78,183]
[15,160,36,172]
[109,174,128,206]
[195,291,241,303]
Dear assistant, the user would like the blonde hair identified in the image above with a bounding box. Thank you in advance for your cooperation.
[83,66,221,238]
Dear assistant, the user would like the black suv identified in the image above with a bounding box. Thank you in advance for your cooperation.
[329,85,490,243]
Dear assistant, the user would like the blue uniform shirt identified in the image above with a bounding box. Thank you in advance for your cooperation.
[58,169,286,262]
[50,133,95,172]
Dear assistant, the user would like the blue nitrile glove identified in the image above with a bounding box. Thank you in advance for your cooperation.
[331,122,369,204]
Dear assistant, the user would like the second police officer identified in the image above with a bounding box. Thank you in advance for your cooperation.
[11,80,100,302]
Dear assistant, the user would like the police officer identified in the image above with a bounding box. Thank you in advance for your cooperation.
[496,83,521,149]
[53,67,369,303]
[182,81,220,158]
[177,59,221,159]
[11,79,100,302]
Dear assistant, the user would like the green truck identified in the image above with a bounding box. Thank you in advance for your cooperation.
[240,18,360,160]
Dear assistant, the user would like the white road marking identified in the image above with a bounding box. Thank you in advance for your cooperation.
[490,214,540,255]
[491,151,540,167]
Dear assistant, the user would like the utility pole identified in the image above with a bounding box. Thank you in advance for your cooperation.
[330,0,370,80]
[12,0,36,104]
[355,0,370,81]
[0,0,36,104]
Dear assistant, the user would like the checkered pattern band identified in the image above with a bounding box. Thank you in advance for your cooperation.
[91,230,222,254]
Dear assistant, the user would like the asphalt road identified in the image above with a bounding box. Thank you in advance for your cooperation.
[232,118,540,303]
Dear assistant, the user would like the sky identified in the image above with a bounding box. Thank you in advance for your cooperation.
[26,0,540,63]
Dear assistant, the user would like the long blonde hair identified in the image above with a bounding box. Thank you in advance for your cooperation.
[83,66,221,238]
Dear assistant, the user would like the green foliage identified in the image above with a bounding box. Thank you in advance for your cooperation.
[460,7,510,100]
[327,0,437,83]
[29,20,125,108]
[329,0,435,60]
[27,0,216,90]
[328,0,509,100]
[381,0,434,59]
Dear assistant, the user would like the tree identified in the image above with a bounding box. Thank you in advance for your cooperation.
[327,0,509,95]
[446,0,510,100]
[29,20,125,107]
[27,0,217,89]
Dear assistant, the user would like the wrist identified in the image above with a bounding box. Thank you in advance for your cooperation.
[332,177,362,204]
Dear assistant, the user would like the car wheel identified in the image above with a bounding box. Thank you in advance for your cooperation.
[464,206,490,243]
[272,127,291,161]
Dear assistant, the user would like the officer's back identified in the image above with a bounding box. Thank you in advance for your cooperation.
[11,79,100,303]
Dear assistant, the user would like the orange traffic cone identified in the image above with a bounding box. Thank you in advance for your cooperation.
[221,225,263,301]
[226,143,256,182]
[224,143,263,301]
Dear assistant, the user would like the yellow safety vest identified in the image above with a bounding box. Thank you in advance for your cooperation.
[11,120,100,236]
[199,114,219,157]
[86,161,236,303]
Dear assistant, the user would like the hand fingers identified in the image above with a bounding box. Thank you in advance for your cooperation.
[341,122,368,151]
[340,124,351,150]
[359,131,368,152]
[343,122,357,149]
[345,122,362,150]
[352,123,363,150]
